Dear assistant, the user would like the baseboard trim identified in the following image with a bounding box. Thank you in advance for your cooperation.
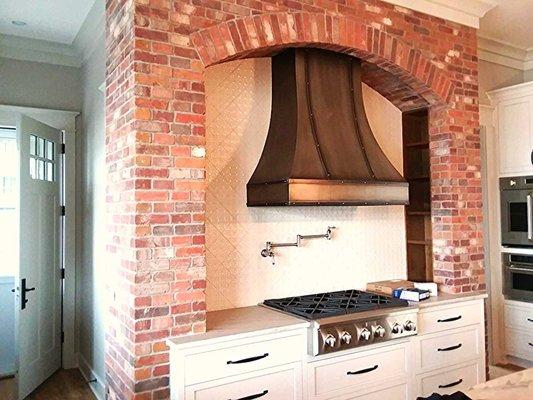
[77,353,105,400]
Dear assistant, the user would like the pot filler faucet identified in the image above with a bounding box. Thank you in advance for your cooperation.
[260,226,336,266]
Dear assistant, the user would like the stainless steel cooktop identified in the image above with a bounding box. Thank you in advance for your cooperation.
[263,289,419,355]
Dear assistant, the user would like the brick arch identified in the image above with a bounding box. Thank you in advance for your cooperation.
[190,12,455,109]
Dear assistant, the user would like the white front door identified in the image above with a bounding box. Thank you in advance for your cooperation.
[17,115,62,399]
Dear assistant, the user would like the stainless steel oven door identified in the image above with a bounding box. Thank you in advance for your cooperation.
[503,254,533,302]
[501,184,533,247]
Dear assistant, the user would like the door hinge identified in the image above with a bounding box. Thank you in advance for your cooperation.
[60,205,66,216]
[60,143,66,154]
[60,268,65,279]
[61,331,65,343]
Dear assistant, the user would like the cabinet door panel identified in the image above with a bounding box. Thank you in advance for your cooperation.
[498,99,533,176]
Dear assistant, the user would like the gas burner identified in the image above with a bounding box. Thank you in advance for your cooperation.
[263,289,409,320]
[263,289,418,356]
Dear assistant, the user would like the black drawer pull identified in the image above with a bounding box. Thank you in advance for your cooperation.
[347,364,379,375]
[437,316,462,323]
[439,378,463,389]
[528,318,533,322]
[227,353,269,365]
[529,342,533,347]
[437,343,462,352]
[229,389,268,400]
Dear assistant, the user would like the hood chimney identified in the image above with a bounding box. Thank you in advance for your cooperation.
[247,48,409,206]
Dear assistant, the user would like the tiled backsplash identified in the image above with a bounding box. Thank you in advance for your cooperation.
[205,58,406,311]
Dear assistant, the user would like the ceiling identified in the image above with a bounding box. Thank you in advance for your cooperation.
[479,0,533,50]
[0,0,96,44]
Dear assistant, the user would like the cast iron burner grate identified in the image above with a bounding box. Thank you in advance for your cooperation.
[263,289,409,320]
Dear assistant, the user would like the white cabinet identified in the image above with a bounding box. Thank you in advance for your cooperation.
[504,300,533,362]
[488,81,533,177]
[306,342,410,400]
[413,299,486,398]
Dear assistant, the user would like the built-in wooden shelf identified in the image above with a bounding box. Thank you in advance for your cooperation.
[403,108,433,282]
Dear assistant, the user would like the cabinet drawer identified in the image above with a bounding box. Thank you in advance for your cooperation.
[345,383,408,400]
[505,328,533,361]
[184,334,304,385]
[417,362,482,397]
[308,343,408,399]
[186,364,301,400]
[418,301,483,335]
[504,303,533,331]
[415,326,481,372]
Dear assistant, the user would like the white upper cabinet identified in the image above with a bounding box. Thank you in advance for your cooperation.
[489,82,533,177]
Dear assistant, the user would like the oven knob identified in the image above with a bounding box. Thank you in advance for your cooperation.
[391,323,403,334]
[374,325,386,338]
[340,331,352,345]
[404,320,416,332]
[324,334,336,348]
[360,328,371,341]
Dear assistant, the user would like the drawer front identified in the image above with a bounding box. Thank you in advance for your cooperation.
[505,303,533,331]
[187,365,300,400]
[310,344,407,398]
[185,334,304,385]
[417,362,481,397]
[345,383,408,400]
[417,327,481,372]
[418,301,483,335]
[505,328,533,361]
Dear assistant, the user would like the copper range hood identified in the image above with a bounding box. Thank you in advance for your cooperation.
[246,48,409,207]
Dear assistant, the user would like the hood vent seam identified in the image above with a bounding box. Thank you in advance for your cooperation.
[349,59,376,180]
[304,50,330,179]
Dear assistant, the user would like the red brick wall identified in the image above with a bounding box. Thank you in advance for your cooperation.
[104,0,483,398]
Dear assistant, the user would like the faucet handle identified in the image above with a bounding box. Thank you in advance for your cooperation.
[326,226,336,239]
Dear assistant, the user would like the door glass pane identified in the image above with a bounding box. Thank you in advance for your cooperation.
[37,160,45,180]
[46,162,54,182]
[37,137,45,157]
[509,202,528,232]
[29,158,36,179]
[46,141,54,161]
[30,135,36,156]
[512,272,533,293]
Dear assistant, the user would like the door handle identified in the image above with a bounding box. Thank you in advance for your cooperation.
[347,365,379,375]
[229,390,268,400]
[227,353,269,365]
[21,278,36,310]
[439,378,463,389]
[437,343,462,352]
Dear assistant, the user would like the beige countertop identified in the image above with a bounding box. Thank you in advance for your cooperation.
[413,291,488,309]
[167,292,487,349]
[465,369,533,399]
[167,305,309,349]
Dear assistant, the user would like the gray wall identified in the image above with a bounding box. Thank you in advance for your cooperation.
[76,35,106,399]
[0,57,82,111]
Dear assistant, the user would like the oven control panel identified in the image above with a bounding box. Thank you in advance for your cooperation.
[310,312,418,356]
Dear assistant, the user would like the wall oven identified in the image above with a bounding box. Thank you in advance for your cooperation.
[502,253,533,302]
[501,176,533,247]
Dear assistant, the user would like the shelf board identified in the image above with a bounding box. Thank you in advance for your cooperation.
[407,239,432,246]
[406,210,431,216]
[406,176,430,182]
[404,141,429,148]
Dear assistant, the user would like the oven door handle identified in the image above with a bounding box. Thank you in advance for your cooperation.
[508,266,533,275]
[526,193,533,240]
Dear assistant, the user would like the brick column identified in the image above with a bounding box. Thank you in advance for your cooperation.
[429,104,485,294]
[105,0,206,398]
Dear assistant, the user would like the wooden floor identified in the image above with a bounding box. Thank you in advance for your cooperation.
[0,369,96,400]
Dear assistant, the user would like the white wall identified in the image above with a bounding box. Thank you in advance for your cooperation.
[0,276,16,376]
[0,57,82,111]
[478,60,524,105]
[205,58,406,311]
[76,33,106,399]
